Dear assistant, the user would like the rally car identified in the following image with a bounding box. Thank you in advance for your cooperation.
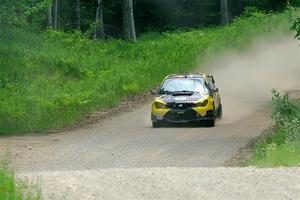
[151,73,222,127]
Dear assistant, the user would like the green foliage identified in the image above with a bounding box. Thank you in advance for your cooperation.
[248,91,300,167]
[0,166,40,200]
[2,0,298,35]
[0,0,50,29]
[242,7,266,18]
[249,141,300,167]
[254,0,300,11]
[291,17,300,40]
[122,81,140,94]
[271,90,299,125]
[0,10,297,134]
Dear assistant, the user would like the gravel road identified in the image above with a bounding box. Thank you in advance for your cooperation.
[1,36,300,199]
[0,104,270,172]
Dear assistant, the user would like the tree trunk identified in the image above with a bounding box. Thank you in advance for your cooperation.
[47,4,53,29]
[54,0,58,29]
[123,0,129,40]
[128,0,136,41]
[75,0,81,30]
[123,0,136,42]
[94,0,105,39]
[238,0,244,16]
[220,0,229,25]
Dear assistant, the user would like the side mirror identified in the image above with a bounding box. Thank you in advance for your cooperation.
[213,88,219,92]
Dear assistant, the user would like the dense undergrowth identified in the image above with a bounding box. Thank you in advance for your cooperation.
[0,9,298,134]
[247,91,300,167]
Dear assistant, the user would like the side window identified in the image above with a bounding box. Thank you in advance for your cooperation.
[207,77,215,91]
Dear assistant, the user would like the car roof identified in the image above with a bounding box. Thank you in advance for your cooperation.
[164,73,209,79]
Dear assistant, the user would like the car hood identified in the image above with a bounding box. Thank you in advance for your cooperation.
[157,93,208,104]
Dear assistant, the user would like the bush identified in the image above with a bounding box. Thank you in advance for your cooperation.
[271,90,300,142]
[248,91,300,166]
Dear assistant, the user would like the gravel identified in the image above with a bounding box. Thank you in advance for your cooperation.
[20,167,300,200]
[0,105,271,172]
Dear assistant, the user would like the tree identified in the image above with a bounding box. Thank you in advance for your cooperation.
[2,0,296,37]
[53,0,58,30]
[249,0,255,5]
[238,0,244,16]
[220,0,229,25]
[75,0,81,30]
[54,0,58,29]
[47,4,53,29]
[123,0,136,41]
[94,0,105,39]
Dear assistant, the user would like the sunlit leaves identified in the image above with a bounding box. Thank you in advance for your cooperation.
[291,17,300,40]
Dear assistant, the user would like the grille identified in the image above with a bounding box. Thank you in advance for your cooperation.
[166,103,194,109]
[164,109,197,122]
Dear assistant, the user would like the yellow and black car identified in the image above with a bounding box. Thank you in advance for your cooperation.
[151,73,222,127]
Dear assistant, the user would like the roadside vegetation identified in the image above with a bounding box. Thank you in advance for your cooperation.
[0,164,40,200]
[247,91,300,167]
[0,9,299,134]
[246,15,300,167]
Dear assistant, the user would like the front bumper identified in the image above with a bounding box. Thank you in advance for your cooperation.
[152,108,214,123]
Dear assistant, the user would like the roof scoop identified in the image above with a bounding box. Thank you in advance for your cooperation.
[171,91,195,96]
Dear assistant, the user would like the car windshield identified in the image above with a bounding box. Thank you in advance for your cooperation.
[160,78,209,94]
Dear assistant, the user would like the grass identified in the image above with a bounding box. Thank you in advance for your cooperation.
[247,92,300,167]
[0,9,299,134]
[0,166,40,200]
[248,141,300,167]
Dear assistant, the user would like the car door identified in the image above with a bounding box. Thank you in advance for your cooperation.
[207,76,220,111]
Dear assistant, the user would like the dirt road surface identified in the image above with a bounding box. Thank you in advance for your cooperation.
[1,36,300,199]
[1,104,270,172]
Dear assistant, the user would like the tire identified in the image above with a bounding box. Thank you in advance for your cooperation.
[152,121,161,128]
[206,119,215,127]
[217,104,223,119]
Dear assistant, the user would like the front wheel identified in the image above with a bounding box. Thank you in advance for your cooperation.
[206,119,215,127]
[152,121,161,128]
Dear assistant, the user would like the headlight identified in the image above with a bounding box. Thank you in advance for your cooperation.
[154,102,168,109]
[193,99,208,107]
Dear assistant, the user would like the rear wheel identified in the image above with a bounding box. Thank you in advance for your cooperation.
[217,104,223,119]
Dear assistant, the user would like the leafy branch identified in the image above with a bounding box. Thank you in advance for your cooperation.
[291,18,300,41]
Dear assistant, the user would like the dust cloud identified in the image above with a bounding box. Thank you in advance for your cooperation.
[201,36,300,124]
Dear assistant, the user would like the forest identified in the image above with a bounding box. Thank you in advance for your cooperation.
[1,0,300,40]
[0,1,300,134]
